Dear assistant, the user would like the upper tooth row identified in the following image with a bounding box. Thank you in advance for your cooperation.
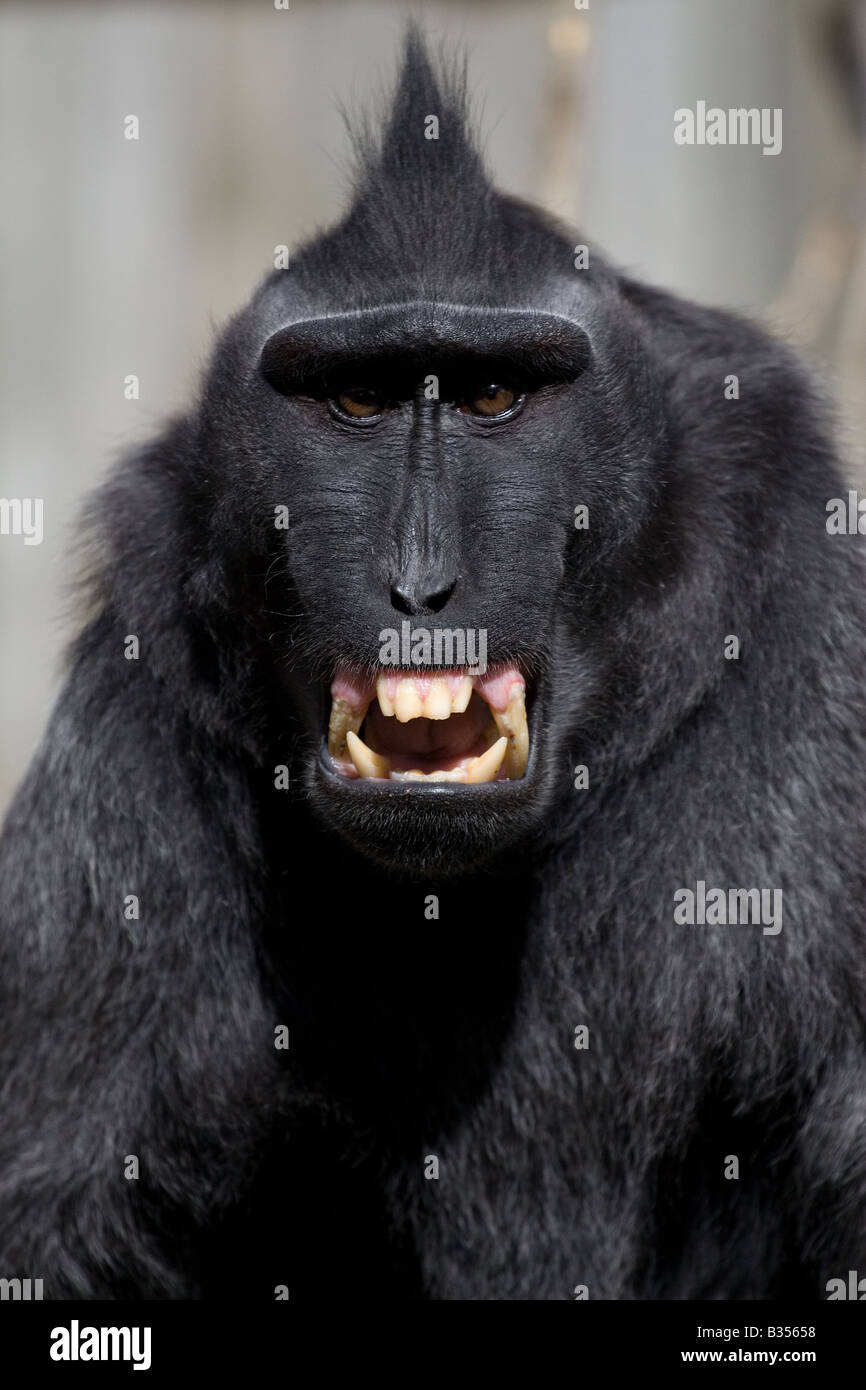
[377,675,473,722]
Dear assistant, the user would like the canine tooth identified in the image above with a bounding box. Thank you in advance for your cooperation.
[451,676,473,713]
[491,687,529,779]
[346,730,390,779]
[376,676,395,718]
[465,736,508,784]
[327,696,366,760]
[394,678,425,722]
[424,678,452,720]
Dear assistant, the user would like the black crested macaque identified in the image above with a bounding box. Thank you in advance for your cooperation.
[1,32,864,1300]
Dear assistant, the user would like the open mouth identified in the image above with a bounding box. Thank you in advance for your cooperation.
[326,665,530,786]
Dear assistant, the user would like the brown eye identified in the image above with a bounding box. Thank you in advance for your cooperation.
[459,384,518,418]
[335,387,385,419]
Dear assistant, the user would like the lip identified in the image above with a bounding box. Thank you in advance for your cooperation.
[315,680,542,801]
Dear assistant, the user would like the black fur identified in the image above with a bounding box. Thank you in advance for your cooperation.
[1,31,865,1300]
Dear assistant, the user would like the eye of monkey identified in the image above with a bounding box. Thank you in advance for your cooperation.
[458,383,519,418]
[330,381,523,421]
[333,386,387,420]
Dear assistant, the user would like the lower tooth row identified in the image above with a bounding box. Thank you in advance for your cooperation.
[391,769,467,783]
[345,731,508,784]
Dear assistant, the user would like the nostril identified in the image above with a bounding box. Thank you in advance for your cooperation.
[390,579,456,616]
[423,581,457,614]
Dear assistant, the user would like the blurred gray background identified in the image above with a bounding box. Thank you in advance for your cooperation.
[1,0,865,814]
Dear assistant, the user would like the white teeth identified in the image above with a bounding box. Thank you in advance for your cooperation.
[327,696,367,761]
[424,678,452,720]
[346,730,391,779]
[375,676,395,718]
[451,676,473,712]
[394,678,425,723]
[390,768,466,783]
[491,685,529,779]
[377,673,475,720]
[465,736,508,784]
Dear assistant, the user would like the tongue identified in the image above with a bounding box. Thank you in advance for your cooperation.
[365,696,490,762]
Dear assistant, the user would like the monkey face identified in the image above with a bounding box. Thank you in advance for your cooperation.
[199,248,668,873]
